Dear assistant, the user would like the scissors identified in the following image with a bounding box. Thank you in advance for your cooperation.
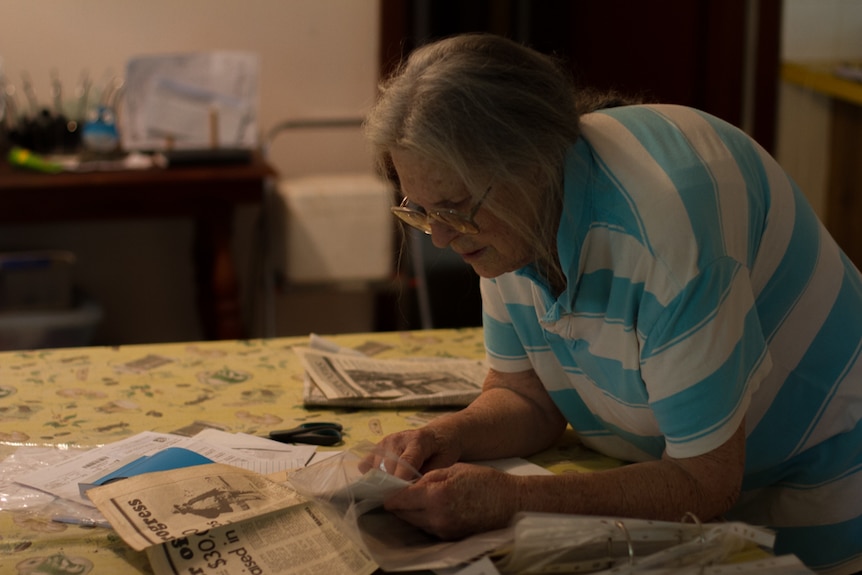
[268,422,343,446]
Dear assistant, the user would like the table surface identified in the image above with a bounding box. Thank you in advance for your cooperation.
[0,328,621,574]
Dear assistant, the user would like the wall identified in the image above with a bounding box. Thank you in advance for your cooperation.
[0,0,381,345]
[776,0,862,217]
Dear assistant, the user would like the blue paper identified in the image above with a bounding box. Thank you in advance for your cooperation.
[79,447,213,496]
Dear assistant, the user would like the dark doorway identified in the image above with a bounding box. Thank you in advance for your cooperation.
[375,1,782,331]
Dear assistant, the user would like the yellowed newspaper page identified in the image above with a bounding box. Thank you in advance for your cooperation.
[87,463,301,552]
[146,504,377,575]
[87,463,378,575]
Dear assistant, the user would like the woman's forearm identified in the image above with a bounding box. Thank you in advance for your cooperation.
[513,423,746,522]
[427,369,568,461]
[382,426,744,541]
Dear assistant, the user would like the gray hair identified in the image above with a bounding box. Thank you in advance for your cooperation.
[364,33,585,288]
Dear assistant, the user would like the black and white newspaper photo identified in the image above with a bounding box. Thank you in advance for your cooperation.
[295,347,486,408]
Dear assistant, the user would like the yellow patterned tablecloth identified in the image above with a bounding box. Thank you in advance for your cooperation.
[0,328,621,574]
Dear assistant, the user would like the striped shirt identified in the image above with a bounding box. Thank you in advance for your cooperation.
[481,104,862,573]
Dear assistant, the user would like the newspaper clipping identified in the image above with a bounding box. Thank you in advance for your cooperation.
[296,347,486,408]
[87,463,377,575]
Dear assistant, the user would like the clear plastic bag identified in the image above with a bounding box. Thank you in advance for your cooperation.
[287,441,513,572]
[288,440,419,517]
[0,446,90,511]
[494,512,783,574]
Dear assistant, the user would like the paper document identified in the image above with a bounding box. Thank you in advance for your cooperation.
[86,462,377,575]
[16,431,315,506]
[121,51,259,150]
[296,346,486,408]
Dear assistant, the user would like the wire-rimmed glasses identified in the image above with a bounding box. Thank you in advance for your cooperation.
[390,186,492,235]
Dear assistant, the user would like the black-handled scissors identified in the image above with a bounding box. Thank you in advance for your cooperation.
[268,422,343,446]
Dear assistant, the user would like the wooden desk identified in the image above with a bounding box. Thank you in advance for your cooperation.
[0,328,619,573]
[781,61,862,268]
[0,154,276,340]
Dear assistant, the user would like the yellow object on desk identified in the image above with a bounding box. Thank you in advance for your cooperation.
[0,328,621,573]
[781,60,862,106]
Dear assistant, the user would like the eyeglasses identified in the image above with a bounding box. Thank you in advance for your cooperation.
[390,186,491,235]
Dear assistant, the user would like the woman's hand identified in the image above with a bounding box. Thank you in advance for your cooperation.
[364,425,462,480]
[383,463,521,540]
[365,368,566,482]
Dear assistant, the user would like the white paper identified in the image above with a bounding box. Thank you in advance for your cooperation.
[16,432,189,505]
[16,431,314,506]
[121,51,259,150]
[193,429,316,469]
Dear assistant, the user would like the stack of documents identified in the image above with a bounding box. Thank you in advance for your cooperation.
[12,430,317,513]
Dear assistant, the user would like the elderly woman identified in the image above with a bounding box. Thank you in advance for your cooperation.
[364,33,862,574]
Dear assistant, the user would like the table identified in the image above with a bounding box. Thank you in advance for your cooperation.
[0,328,622,573]
[781,61,862,269]
[0,154,277,341]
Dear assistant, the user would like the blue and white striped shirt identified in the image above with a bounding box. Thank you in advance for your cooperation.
[482,105,862,573]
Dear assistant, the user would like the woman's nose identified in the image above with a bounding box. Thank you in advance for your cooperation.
[429,221,460,248]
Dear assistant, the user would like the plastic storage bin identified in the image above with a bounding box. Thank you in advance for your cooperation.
[0,297,103,351]
[0,250,76,311]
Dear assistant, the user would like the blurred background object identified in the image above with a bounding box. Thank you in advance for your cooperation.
[0,0,859,346]
[0,250,103,350]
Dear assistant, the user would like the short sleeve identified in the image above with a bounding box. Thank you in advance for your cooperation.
[481,277,534,373]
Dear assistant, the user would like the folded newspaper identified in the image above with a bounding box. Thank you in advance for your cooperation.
[296,346,487,408]
[87,462,379,575]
